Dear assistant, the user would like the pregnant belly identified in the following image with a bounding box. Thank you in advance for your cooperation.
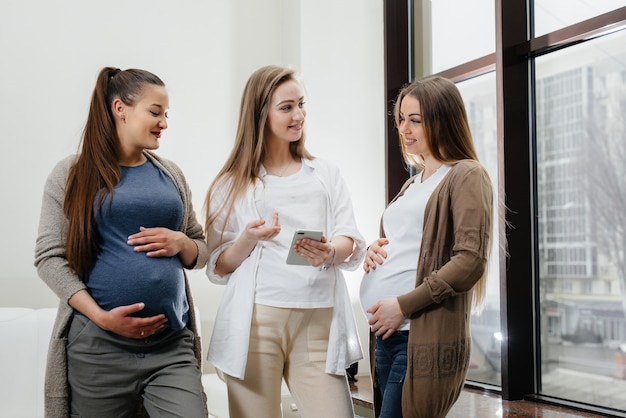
[87,255,185,317]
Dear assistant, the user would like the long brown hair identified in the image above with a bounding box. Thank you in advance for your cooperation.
[395,75,489,311]
[64,67,165,277]
[204,65,313,237]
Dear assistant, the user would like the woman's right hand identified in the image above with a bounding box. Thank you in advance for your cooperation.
[96,303,168,339]
[215,212,281,276]
[242,212,281,243]
[363,238,389,273]
[69,290,167,339]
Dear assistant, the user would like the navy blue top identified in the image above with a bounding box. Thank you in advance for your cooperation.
[85,160,188,330]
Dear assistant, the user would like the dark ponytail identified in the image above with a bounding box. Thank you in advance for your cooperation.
[64,67,164,277]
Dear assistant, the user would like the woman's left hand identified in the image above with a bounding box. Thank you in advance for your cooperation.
[367,297,405,340]
[294,236,333,268]
[127,226,187,257]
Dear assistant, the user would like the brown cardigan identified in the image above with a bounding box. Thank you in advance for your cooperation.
[384,160,493,418]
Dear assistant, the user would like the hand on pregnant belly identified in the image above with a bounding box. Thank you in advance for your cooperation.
[367,297,404,340]
[99,302,168,339]
[127,226,186,258]
[362,238,389,273]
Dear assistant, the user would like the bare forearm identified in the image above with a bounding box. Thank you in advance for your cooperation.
[329,235,354,265]
[215,235,258,276]
[68,289,107,327]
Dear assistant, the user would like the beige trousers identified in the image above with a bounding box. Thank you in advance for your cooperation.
[225,304,354,418]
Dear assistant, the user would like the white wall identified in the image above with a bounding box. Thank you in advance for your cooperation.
[0,0,385,375]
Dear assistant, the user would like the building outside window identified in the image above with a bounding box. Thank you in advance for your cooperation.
[537,31,626,410]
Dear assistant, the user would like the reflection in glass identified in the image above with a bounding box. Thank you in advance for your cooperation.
[534,0,625,37]
[458,72,501,387]
[536,30,626,410]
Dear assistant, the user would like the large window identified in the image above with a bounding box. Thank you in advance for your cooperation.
[412,0,500,388]
[534,0,626,36]
[385,0,626,415]
[537,30,626,411]
[457,74,500,387]
[414,0,495,74]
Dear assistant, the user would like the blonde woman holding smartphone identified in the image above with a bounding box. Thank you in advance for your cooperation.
[204,65,365,418]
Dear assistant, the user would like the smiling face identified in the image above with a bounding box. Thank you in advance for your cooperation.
[265,79,306,145]
[113,84,169,164]
[398,95,432,161]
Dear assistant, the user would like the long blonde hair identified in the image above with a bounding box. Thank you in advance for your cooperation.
[204,65,313,238]
[395,76,489,311]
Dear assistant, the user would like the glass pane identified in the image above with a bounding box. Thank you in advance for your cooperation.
[414,0,495,75]
[536,30,626,409]
[534,1,625,37]
[458,72,502,387]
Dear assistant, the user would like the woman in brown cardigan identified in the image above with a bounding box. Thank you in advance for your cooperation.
[363,76,493,418]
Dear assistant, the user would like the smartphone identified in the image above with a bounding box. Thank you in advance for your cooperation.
[286,230,324,265]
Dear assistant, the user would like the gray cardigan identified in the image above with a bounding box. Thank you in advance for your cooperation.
[34,151,209,418]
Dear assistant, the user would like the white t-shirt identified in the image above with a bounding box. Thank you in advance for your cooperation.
[254,162,335,308]
[360,164,451,330]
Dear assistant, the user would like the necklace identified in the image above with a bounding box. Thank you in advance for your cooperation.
[267,158,294,177]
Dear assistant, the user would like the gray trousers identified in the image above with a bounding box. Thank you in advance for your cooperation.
[67,314,207,418]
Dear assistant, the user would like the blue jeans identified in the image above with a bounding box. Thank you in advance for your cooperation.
[376,331,408,418]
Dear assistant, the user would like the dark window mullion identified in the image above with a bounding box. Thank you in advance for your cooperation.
[497,0,537,401]
[384,0,413,203]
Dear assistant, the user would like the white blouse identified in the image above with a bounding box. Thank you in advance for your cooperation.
[360,164,451,331]
[206,157,366,379]
[255,163,335,308]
